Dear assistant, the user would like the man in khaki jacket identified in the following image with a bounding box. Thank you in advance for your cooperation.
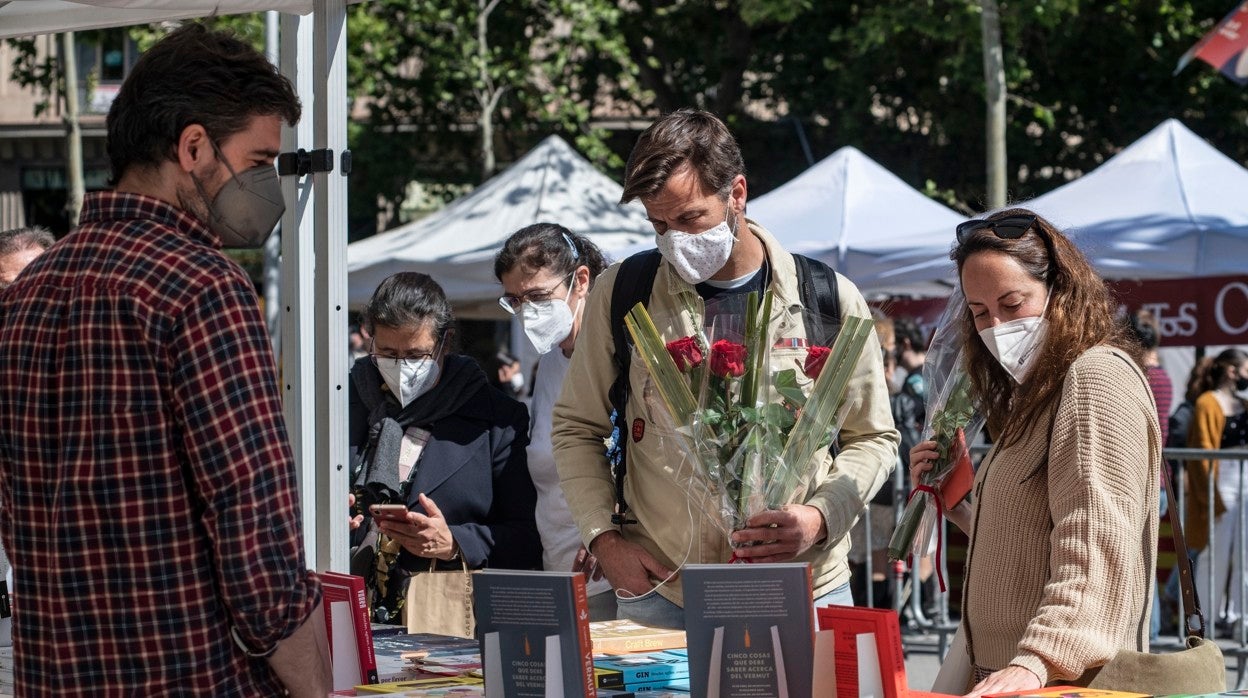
[552,109,899,628]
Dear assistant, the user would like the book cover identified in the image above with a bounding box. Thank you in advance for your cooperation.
[472,569,596,697]
[816,604,907,698]
[682,563,815,698]
[594,649,693,689]
[589,619,688,655]
[324,571,380,687]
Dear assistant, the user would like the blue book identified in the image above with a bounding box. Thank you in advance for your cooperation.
[594,651,689,686]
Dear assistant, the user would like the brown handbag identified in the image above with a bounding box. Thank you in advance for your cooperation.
[1086,462,1226,694]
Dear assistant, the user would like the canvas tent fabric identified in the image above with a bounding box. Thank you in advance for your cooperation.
[746,145,964,297]
[0,0,365,38]
[347,134,653,310]
[877,118,1248,294]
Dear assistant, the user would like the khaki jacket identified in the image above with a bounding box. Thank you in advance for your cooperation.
[551,220,899,605]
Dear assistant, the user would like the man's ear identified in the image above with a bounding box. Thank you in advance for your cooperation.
[175,124,212,174]
[729,173,748,216]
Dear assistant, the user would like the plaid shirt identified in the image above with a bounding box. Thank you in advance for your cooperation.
[0,192,320,695]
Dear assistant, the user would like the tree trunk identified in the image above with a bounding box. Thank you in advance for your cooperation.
[477,0,500,180]
[980,0,1007,209]
[62,31,85,227]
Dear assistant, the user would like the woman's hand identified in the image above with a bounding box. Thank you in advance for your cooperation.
[909,439,940,490]
[378,492,459,561]
[965,665,1041,697]
[347,493,364,531]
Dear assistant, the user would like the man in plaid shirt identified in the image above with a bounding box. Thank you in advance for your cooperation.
[0,25,330,696]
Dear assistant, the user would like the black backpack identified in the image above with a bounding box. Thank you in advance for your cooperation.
[606,249,841,525]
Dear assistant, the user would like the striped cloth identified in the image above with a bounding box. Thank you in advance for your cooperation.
[0,191,319,695]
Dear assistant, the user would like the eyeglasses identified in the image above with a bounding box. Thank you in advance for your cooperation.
[497,270,575,315]
[369,335,444,369]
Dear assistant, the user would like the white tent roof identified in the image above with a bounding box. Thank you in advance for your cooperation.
[0,0,359,38]
[347,134,653,308]
[744,146,964,296]
[1027,118,1248,279]
[854,118,1248,294]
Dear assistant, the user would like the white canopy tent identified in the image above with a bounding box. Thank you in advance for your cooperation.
[1,0,355,573]
[868,118,1248,294]
[745,146,965,296]
[347,134,653,314]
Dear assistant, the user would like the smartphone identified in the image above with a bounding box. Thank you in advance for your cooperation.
[370,504,410,522]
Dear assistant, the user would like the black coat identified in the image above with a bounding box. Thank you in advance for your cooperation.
[348,369,542,572]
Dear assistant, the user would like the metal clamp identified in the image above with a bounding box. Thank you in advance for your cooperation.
[276,148,335,177]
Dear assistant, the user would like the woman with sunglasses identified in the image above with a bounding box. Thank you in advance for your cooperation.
[493,223,616,620]
[912,208,1160,696]
[347,272,541,624]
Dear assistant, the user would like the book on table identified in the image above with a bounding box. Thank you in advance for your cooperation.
[322,571,379,688]
[682,562,816,698]
[816,604,907,698]
[589,618,687,655]
[472,569,596,698]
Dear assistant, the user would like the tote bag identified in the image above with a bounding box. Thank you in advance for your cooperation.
[1086,462,1225,694]
[405,558,476,638]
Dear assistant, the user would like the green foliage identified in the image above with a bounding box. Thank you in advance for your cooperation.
[7,37,62,117]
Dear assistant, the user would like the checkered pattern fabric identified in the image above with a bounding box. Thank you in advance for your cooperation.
[0,192,319,695]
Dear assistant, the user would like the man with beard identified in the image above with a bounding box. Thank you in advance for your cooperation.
[0,24,329,696]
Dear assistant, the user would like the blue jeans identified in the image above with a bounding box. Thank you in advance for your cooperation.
[615,581,854,630]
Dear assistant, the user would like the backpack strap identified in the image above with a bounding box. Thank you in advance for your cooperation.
[608,249,662,526]
[792,253,841,344]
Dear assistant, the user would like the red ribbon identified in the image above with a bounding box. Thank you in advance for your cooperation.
[905,484,946,593]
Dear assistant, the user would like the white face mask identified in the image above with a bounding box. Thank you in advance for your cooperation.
[377,358,440,407]
[654,209,738,285]
[979,315,1048,384]
[521,293,580,356]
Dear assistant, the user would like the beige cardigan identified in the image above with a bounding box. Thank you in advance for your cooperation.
[961,345,1160,685]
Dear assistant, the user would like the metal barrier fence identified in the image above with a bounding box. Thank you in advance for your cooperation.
[861,445,1248,686]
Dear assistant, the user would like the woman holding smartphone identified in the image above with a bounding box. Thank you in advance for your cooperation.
[348,272,541,624]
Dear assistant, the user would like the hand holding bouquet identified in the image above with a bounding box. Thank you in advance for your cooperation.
[624,290,873,556]
[887,291,986,588]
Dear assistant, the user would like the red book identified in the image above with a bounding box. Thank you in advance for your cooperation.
[817,604,907,698]
[322,572,379,686]
[939,427,975,510]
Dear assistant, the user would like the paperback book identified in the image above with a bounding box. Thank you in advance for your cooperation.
[682,563,815,698]
[323,571,379,687]
[473,569,596,698]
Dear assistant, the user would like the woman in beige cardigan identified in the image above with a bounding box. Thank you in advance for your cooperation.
[912,208,1161,696]
[1186,348,1248,631]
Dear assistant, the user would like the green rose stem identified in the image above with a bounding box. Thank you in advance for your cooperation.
[887,371,976,562]
[769,315,873,508]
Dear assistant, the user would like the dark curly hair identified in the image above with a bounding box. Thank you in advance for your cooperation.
[105,23,300,184]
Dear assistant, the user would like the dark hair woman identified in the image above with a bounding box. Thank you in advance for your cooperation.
[1186,347,1248,632]
[493,223,614,619]
[348,272,541,624]
[911,208,1160,696]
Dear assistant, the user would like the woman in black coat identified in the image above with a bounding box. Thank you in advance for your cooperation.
[348,272,541,623]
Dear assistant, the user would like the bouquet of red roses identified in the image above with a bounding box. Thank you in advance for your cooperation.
[625,290,873,547]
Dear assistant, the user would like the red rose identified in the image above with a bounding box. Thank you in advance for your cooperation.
[803,345,831,379]
[709,340,748,378]
[665,336,704,373]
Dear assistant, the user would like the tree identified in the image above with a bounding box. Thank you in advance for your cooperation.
[347,0,637,233]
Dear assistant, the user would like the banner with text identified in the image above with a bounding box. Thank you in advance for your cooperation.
[1110,275,1248,346]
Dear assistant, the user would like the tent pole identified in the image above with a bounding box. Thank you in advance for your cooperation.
[312,0,351,575]
[279,12,322,568]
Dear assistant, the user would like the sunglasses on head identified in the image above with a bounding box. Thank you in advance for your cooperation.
[955,214,1038,244]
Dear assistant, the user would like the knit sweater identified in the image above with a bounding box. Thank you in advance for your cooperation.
[961,345,1160,686]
